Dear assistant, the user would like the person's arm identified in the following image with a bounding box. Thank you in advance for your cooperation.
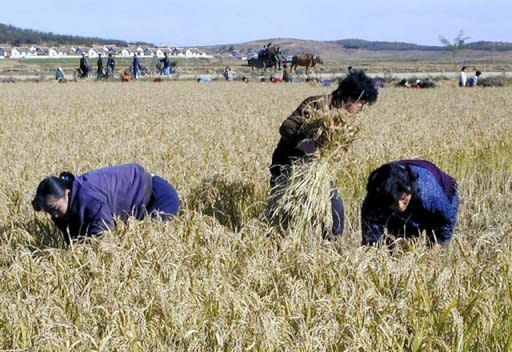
[361,196,385,246]
[86,202,115,237]
[279,115,306,145]
[424,194,458,246]
[52,217,75,245]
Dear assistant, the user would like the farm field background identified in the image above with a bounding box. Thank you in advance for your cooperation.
[2,49,512,81]
[0,80,511,350]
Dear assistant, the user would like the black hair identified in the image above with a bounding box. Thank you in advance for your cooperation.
[461,66,467,71]
[32,172,75,212]
[475,70,482,76]
[332,69,378,105]
[366,162,418,210]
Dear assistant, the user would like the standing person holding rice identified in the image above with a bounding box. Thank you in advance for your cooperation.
[269,70,379,238]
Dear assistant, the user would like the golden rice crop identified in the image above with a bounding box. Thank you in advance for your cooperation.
[0,80,510,351]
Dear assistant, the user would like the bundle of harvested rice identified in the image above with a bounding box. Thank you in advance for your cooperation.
[267,157,336,239]
[299,108,361,158]
[267,109,362,238]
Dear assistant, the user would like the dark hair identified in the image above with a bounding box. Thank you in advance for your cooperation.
[32,172,75,212]
[366,162,418,209]
[475,70,482,76]
[332,69,378,105]
[461,66,467,71]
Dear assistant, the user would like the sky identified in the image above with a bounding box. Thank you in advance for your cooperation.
[1,0,511,46]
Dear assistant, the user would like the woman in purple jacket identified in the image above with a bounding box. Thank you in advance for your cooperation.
[361,160,459,247]
[32,163,180,244]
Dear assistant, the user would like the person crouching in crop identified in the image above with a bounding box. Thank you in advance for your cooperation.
[361,160,459,248]
[269,70,379,237]
[32,163,180,245]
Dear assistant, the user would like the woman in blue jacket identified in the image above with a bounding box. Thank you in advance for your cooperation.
[361,160,459,247]
[32,163,180,244]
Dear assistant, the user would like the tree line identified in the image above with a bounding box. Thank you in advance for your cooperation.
[0,23,148,47]
[332,39,512,52]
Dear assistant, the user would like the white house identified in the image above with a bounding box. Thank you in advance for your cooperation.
[29,45,38,54]
[120,48,132,57]
[182,48,212,58]
[96,46,109,56]
[10,47,30,58]
[155,48,165,58]
[9,48,18,58]
[88,48,99,58]
[49,47,67,57]
[73,47,87,56]
[104,45,117,54]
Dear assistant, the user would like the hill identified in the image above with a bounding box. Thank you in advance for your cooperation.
[201,37,512,55]
[199,37,512,65]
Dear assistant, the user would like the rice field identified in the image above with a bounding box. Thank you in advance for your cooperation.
[0,79,511,351]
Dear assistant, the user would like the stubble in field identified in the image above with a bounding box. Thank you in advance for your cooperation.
[0,81,510,351]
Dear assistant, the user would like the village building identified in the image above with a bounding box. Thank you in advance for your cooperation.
[0,44,213,59]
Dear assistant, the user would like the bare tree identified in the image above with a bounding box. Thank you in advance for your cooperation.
[439,30,471,59]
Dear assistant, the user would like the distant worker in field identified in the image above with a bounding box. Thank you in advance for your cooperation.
[133,53,142,79]
[410,78,436,88]
[55,66,65,81]
[97,53,104,78]
[160,52,173,76]
[106,53,116,78]
[361,159,459,248]
[269,70,379,237]
[281,63,292,82]
[32,163,180,245]
[223,66,235,81]
[79,53,89,78]
[459,66,467,87]
[466,70,481,87]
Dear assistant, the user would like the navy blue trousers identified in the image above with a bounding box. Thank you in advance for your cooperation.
[330,188,344,236]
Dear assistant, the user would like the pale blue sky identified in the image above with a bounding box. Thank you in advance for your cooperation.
[0,0,510,46]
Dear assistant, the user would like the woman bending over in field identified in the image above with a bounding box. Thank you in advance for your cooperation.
[32,163,180,244]
[270,70,379,237]
[361,160,459,248]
